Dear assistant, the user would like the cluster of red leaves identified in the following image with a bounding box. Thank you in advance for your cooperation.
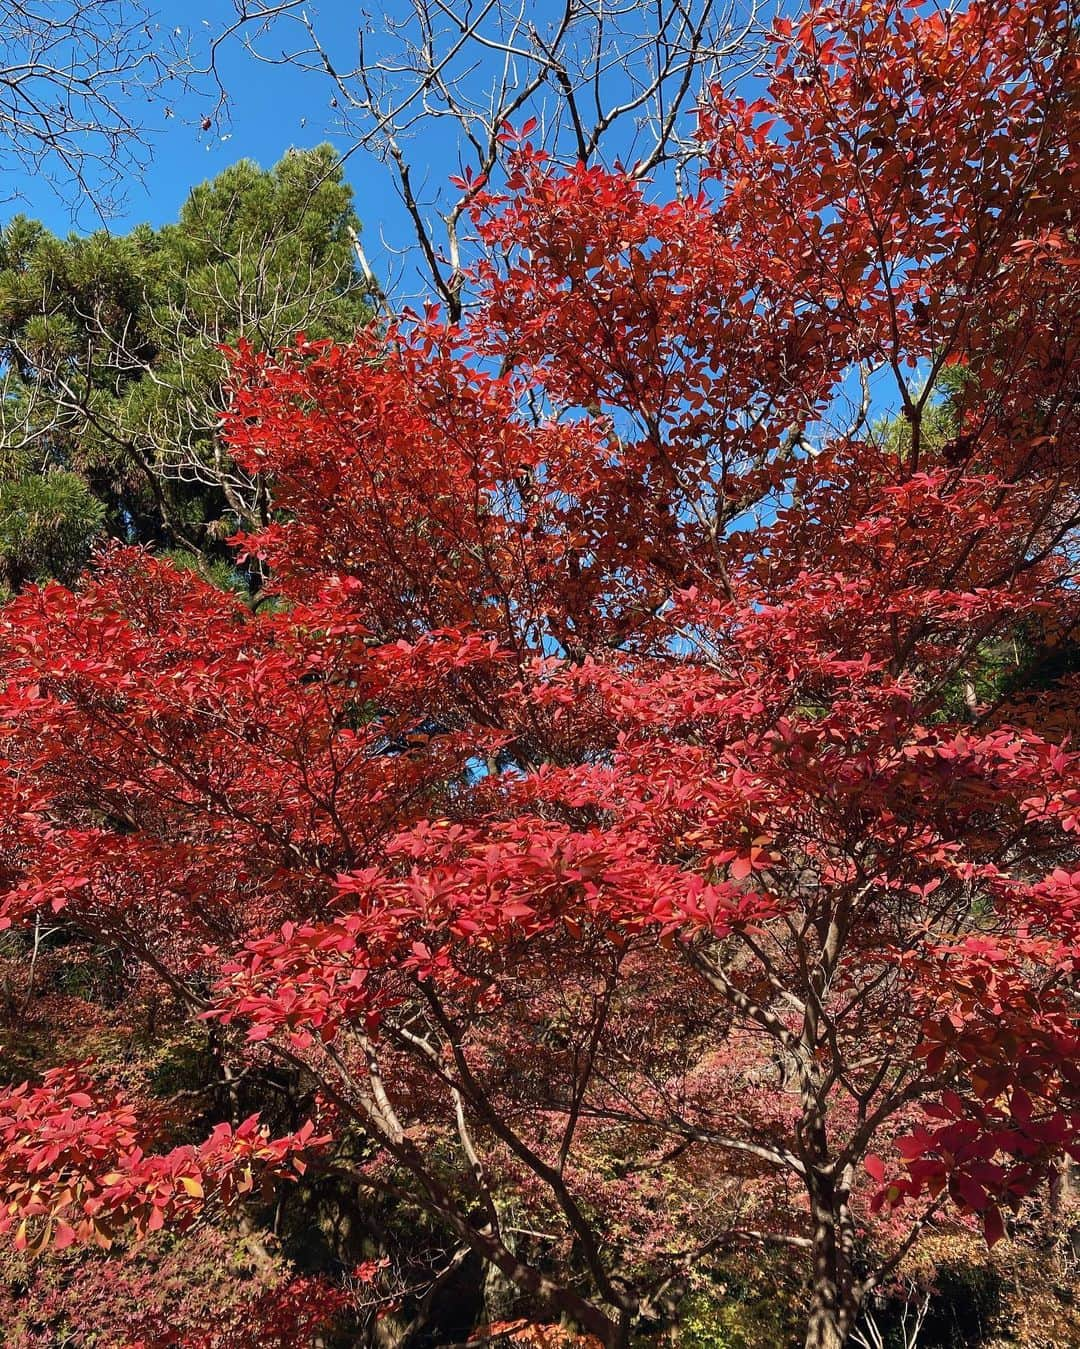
[0,1067,318,1253]
[212,817,775,1049]
[0,1217,348,1349]
[123,1275,349,1349]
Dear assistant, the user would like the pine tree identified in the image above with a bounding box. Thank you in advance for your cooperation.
[0,146,373,581]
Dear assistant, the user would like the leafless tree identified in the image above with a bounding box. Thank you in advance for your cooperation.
[851,1280,931,1349]
[198,0,770,317]
[0,1,180,220]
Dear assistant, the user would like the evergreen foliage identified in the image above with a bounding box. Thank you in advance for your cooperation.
[0,146,373,582]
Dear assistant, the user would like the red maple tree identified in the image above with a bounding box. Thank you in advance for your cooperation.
[1,1,1078,1345]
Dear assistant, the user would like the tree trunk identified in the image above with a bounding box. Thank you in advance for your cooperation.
[804,1176,850,1349]
[482,1244,517,1323]
[805,1298,846,1349]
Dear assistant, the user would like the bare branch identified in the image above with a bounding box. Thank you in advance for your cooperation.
[0,1,181,221]
[202,0,769,309]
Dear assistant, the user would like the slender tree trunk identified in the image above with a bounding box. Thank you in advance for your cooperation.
[805,1182,847,1349]
[805,1296,846,1349]
[611,1306,636,1349]
[802,1160,865,1349]
[482,1242,517,1324]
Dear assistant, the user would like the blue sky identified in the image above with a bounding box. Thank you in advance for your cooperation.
[4,1,753,297]
[6,3,405,255]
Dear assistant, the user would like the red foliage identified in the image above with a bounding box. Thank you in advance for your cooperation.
[0,0,1077,1343]
[0,1067,318,1253]
[124,1275,349,1349]
[0,1223,345,1349]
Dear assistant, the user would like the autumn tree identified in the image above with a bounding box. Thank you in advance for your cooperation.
[0,1,1077,1347]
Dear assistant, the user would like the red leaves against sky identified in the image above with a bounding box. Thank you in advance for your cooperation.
[0,0,1077,1319]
